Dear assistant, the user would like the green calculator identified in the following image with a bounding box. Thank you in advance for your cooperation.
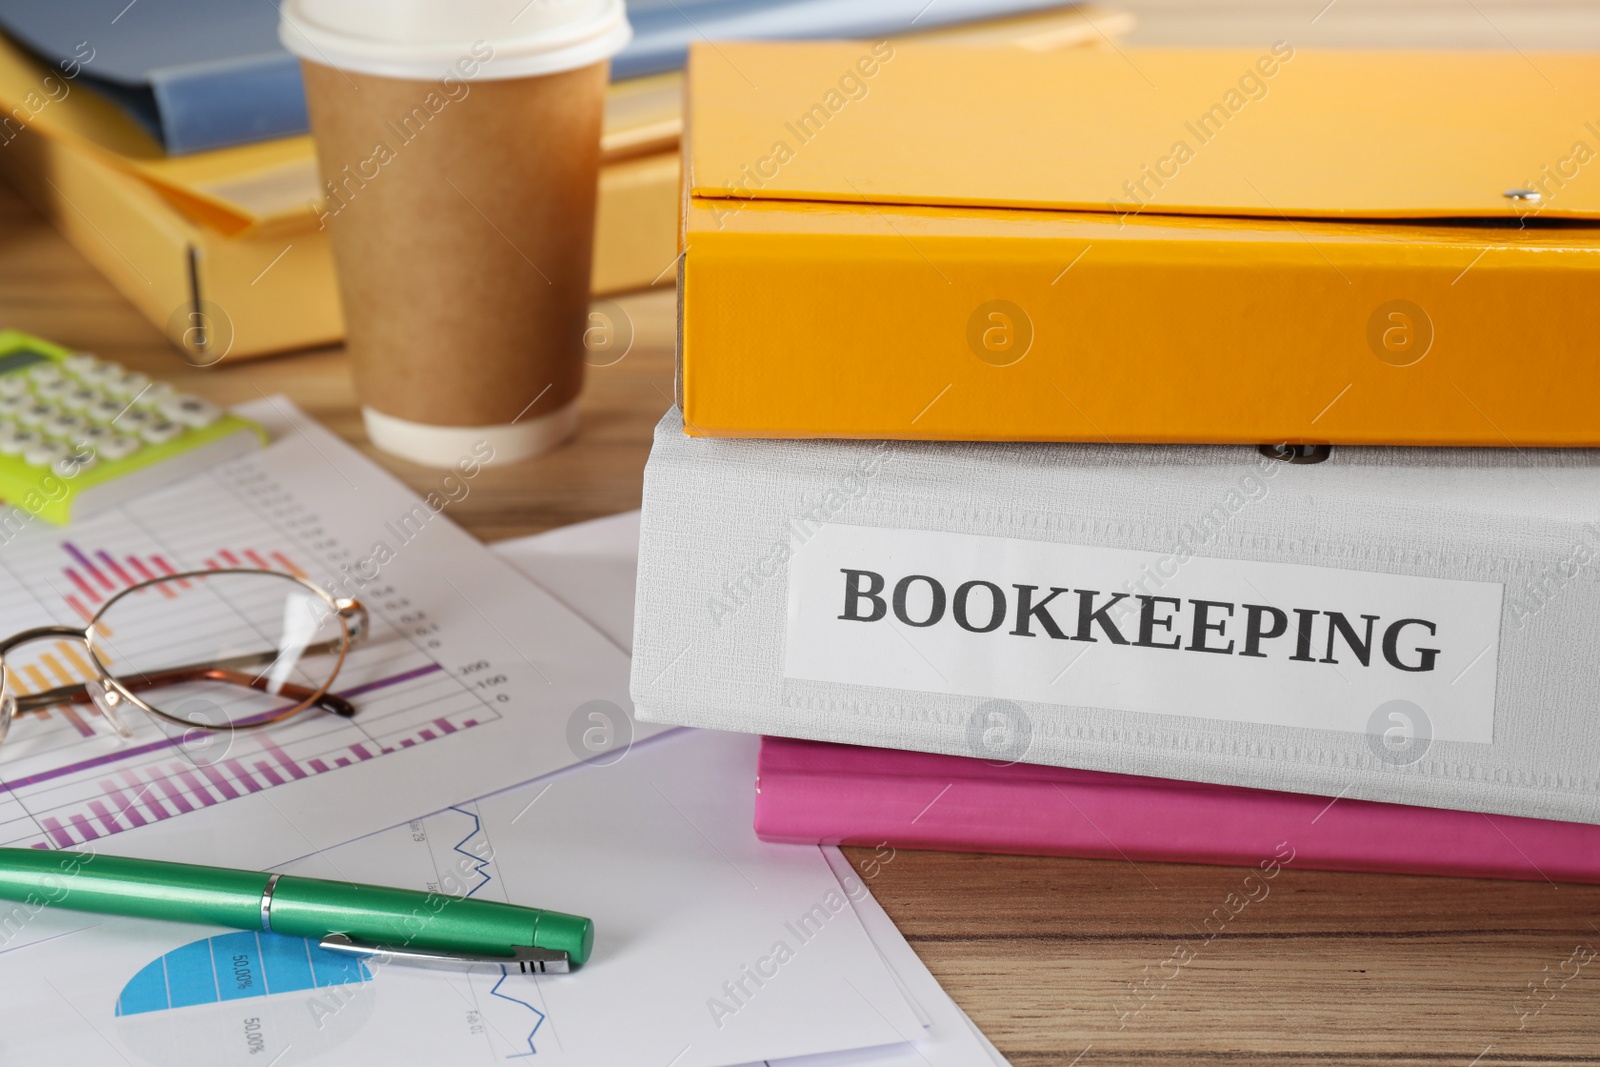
[0,330,265,525]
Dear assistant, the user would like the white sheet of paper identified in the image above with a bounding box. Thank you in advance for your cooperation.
[499,511,1009,1067]
[0,399,660,949]
[504,511,645,654]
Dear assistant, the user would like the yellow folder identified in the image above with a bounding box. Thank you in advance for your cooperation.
[680,43,1600,446]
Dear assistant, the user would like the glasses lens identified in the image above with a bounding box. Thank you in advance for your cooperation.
[87,571,347,730]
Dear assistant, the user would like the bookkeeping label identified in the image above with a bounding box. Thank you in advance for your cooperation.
[784,525,1504,744]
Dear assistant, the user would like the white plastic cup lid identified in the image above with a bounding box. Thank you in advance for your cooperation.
[279,0,630,81]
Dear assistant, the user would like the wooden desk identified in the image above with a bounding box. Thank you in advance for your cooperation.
[4,37,1598,1064]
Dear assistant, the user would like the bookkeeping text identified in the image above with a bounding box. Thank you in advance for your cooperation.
[836,569,1441,672]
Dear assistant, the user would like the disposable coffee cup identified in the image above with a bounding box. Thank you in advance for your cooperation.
[279,0,630,467]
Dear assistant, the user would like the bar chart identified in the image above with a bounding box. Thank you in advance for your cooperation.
[0,456,508,852]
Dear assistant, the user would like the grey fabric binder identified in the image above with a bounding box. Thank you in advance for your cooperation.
[631,409,1600,824]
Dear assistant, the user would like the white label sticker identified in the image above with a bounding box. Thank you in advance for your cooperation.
[784,525,1503,744]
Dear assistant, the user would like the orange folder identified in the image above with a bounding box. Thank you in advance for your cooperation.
[678,43,1600,445]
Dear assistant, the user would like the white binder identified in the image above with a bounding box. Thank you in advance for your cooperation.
[632,409,1600,824]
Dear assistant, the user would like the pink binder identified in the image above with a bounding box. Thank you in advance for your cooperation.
[754,737,1600,883]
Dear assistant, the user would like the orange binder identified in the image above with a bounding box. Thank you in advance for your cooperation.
[678,43,1600,445]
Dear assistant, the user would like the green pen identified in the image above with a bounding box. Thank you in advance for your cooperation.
[0,847,592,972]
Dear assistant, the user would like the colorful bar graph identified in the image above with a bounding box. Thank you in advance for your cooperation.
[150,555,192,591]
[169,764,217,807]
[95,551,136,587]
[64,569,99,603]
[196,762,240,801]
[63,542,115,592]
[121,771,170,821]
[224,760,262,793]
[56,539,317,602]
[5,642,105,739]
[88,800,122,836]
[61,715,493,833]
[100,781,148,828]
[38,652,74,687]
[0,572,488,848]
[258,735,308,781]
[152,775,194,814]
[55,641,98,682]
[0,664,445,793]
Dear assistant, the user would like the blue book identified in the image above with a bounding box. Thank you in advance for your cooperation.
[0,0,305,154]
[0,0,1075,155]
[615,0,1075,78]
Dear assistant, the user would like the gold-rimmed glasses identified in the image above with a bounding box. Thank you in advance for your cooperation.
[0,568,367,745]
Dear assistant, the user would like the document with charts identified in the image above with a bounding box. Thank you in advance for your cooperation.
[0,731,932,1067]
[0,511,1009,1067]
[0,397,651,947]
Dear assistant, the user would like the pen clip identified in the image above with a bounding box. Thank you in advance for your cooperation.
[318,933,571,973]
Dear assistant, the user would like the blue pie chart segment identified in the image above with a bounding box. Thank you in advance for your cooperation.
[115,931,373,1016]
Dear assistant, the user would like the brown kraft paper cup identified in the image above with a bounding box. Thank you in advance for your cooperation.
[303,59,607,452]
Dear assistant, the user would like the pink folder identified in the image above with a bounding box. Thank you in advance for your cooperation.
[755,737,1600,884]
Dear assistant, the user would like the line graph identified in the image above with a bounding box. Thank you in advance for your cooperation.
[490,973,548,1059]
[427,806,549,1058]
[450,805,494,898]
[0,458,509,852]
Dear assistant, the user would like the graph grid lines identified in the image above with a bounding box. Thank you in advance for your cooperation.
[0,456,506,851]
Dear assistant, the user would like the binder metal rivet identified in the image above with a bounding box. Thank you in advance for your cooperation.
[1503,188,1542,202]
[1258,443,1331,464]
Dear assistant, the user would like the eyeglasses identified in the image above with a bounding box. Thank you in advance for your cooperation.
[0,568,368,746]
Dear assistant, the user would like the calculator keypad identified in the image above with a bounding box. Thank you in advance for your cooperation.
[0,352,220,476]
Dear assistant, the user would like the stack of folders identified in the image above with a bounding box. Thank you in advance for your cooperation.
[0,1,1129,360]
[629,42,1600,882]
